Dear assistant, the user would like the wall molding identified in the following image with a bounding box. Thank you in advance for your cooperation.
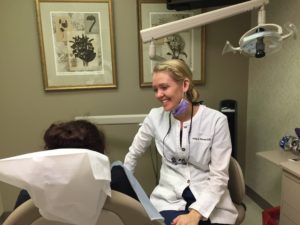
[75,114,147,125]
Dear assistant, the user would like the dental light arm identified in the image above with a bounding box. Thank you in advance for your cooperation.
[140,0,269,43]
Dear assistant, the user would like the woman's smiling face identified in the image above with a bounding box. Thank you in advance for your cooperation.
[152,71,187,112]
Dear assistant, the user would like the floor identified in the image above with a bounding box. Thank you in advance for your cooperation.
[241,195,264,225]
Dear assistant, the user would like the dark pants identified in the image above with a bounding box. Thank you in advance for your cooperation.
[160,187,228,225]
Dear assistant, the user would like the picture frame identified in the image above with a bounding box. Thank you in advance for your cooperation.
[35,0,117,91]
[137,0,205,87]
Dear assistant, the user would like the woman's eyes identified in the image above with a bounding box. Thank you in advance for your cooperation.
[153,85,169,92]
[159,85,169,91]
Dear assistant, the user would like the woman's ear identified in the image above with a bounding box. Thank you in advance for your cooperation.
[183,78,190,92]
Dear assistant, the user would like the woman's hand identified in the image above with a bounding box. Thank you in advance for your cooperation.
[171,209,202,225]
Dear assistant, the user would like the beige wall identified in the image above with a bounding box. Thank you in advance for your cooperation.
[0,193,3,215]
[246,0,300,206]
[0,0,250,211]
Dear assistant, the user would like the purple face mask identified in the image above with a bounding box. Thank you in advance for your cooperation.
[171,98,189,116]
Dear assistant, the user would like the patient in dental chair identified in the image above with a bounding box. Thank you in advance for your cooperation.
[14,119,138,209]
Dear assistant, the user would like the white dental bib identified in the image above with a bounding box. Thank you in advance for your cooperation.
[0,148,111,225]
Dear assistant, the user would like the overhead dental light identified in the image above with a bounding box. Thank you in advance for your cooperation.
[222,5,297,57]
[141,0,297,60]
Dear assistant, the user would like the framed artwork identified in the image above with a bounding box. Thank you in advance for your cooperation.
[35,0,117,91]
[137,0,205,87]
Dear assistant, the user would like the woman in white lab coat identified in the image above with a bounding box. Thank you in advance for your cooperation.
[124,59,238,225]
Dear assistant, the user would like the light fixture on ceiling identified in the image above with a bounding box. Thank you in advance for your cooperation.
[141,0,297,60]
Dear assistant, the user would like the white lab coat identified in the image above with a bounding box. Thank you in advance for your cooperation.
[124,105,238,224]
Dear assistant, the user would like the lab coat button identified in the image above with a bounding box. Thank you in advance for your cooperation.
[182,148,185,151]
[187,180,190,184]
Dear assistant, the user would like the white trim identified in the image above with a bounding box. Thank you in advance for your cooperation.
[75,114,147,125]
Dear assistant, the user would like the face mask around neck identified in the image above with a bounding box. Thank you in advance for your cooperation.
[171,98,189,117]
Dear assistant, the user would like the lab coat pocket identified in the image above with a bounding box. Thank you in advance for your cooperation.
[151,185,179,204]
[189,137,212,165]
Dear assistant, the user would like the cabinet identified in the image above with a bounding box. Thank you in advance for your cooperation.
[256,150,300,225]
[280,168,300,225]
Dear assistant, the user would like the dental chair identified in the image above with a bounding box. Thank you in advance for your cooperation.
[2,190,165,225]
[228,157,246,225]
[0,149,164,225]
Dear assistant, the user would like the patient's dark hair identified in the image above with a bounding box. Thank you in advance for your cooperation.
[43,120,105,154]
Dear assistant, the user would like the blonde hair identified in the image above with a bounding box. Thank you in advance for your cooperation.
[153,59,200,102]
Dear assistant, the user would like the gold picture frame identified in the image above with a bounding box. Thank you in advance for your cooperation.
[35,0,117,91]
[137,0,206,87]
